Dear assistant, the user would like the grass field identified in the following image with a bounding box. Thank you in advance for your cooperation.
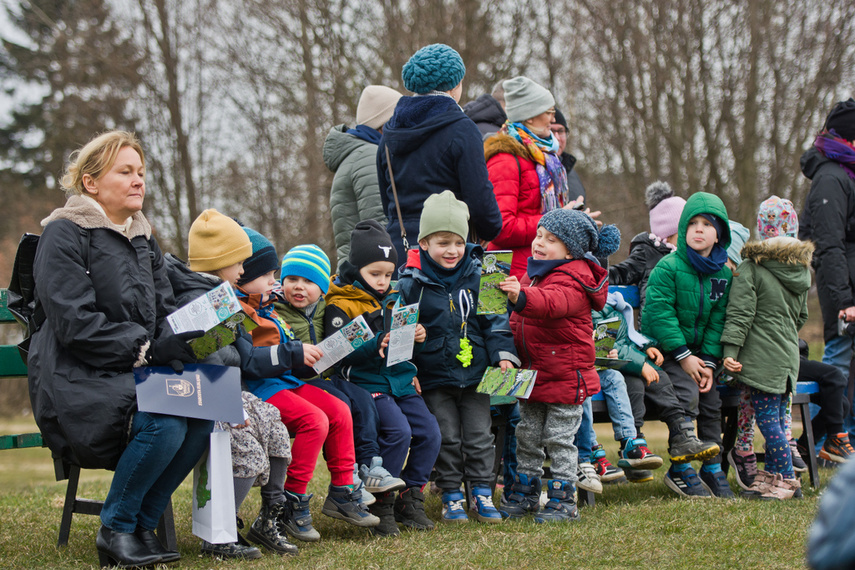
[0,416,830,570]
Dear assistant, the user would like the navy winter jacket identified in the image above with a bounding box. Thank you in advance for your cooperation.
[377,95,503,265]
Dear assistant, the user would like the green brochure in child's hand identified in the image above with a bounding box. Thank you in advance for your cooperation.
[476,250,512,315]
[476,366,538,399]
[593,316,630,371]
[166,281,258,359]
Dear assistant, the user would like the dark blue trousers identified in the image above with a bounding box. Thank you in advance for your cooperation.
[373,393,441,487]
[306,376,380,467]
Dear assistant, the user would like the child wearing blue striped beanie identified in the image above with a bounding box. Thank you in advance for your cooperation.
[281,244,332,297]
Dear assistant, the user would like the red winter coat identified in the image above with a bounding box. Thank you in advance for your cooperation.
[485,134,544,279]
[510,259,608,405]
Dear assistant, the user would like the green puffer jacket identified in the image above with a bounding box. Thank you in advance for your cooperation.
[272,295,326,380]
[325,125,388,271]
[721,237,813,394]
[641,192,732,363]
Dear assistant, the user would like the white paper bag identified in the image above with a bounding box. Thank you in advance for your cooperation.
[192,428,237,543]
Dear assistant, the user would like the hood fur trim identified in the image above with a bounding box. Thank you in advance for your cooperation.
[484,133,533,162]
[41,194,152,239]
[741,237,814,267]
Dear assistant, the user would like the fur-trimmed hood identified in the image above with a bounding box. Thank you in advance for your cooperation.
[41,194,152,239]
[741,236,813,295]
[741,236,814,267]
[484,133,534,162]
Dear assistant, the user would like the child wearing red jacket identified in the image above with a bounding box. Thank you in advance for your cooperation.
[499,208,620,522]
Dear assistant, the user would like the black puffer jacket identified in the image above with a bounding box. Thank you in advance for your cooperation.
[607,232,673,312]
[28,195,176,470]
[801,146,855,341]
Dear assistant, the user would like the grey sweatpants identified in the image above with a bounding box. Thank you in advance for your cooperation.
[516,400,583,482]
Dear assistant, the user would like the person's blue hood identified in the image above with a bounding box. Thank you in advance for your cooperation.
[384,95,469,156]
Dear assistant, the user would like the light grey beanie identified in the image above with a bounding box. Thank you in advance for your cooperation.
[356,85,402,130]
[503,76,555,123]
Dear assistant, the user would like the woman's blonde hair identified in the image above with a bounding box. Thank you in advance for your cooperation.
[60,131,145,196]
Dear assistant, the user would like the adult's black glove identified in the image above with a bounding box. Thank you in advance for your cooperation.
[149,330,204,373]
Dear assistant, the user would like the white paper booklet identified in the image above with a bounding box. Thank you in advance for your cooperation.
[386,301,419,367]
[168,282,241,335]
[312,315,375,373]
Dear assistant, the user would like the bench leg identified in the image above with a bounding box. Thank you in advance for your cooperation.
[577,487,595,508]
[720,406,739,476]
[156,498,177,551]
[57,464,81,547]
[797,401,821,489]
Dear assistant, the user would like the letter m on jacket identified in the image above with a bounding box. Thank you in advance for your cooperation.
[709,278,727,301]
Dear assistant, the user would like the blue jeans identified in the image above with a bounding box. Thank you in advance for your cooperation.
[101,412,213,532]
[823,335,855,439]
[575,370,637,460]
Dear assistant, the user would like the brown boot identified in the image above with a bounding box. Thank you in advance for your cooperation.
[369,491,400,537]
[394,485,435,530]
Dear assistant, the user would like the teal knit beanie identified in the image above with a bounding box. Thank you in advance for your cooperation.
[238,227,279,286]
[402,44,466,94]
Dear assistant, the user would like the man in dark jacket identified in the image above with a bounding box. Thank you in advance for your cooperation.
[551,108,586,202]
[800,97,855,440]
[462,80,507,139]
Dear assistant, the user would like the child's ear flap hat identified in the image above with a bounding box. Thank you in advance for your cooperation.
[757,195,799,239]
[238,227,279,286]
[281,244,331,294]
[188,209,252,272]
[350,219,398,269]
[418,190,470,241]
[538,208,621,260]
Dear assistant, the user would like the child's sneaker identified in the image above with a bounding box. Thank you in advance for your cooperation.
[500,473,541,519]
[699,466,736,498]
[727,448,758,491]
[246,501,299,556]
[789,439,808,472]
[576,462,603,494]
[353,463,375,506]
[280,490,321,542]
[591,445,626,483]
[664,465,711,498]
[440,490,470,523]
[394,485,435,530]
[624,468,654,483]
[668,420,720,463]
[321,484,381,528]
[534,480,580,523]
[618,437,664,470]
[359,456,407,494]
[468,486,503,523]
[819,433,855,463]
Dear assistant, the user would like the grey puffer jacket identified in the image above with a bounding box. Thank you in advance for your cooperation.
[325,125,387,271]
[28,195,176,470]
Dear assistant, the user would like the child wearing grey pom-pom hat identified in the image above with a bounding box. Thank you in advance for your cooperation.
[497,208,619,522]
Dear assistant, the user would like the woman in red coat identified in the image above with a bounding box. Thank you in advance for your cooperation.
[485,76,578,278]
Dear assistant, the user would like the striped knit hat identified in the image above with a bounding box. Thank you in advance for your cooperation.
[280,244,332,294]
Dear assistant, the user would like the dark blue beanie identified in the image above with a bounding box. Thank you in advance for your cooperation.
[238,227,279,285]
[538,209,621,260]
[402,44,466,94]
[699,213,725,240]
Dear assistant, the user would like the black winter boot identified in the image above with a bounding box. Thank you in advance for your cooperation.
[369,491,400,537]
[394,485,435,530]
[247,501,299,556]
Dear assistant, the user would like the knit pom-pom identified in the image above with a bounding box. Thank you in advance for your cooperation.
[644,181,674,210]
[593,224,621,258]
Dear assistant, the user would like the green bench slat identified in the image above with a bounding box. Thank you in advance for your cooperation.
[0,289,15,322]
[0,432,43,450]
[0,345,27,377]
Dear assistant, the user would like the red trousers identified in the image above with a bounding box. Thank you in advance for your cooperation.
[266,383,355,494]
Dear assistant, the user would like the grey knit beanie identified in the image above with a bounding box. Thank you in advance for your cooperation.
[538,208,621,260]
[503,76,555,123]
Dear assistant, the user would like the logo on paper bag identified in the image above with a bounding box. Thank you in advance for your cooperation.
[166,378,195,397]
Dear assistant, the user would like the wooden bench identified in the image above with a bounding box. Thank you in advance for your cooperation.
[0,288,176,549]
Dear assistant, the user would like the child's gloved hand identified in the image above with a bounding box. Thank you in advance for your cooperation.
[302,344,323,367]
[645,347,664,366]
[641,362,659,385]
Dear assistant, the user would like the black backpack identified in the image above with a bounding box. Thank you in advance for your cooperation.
[7,230,90,363]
